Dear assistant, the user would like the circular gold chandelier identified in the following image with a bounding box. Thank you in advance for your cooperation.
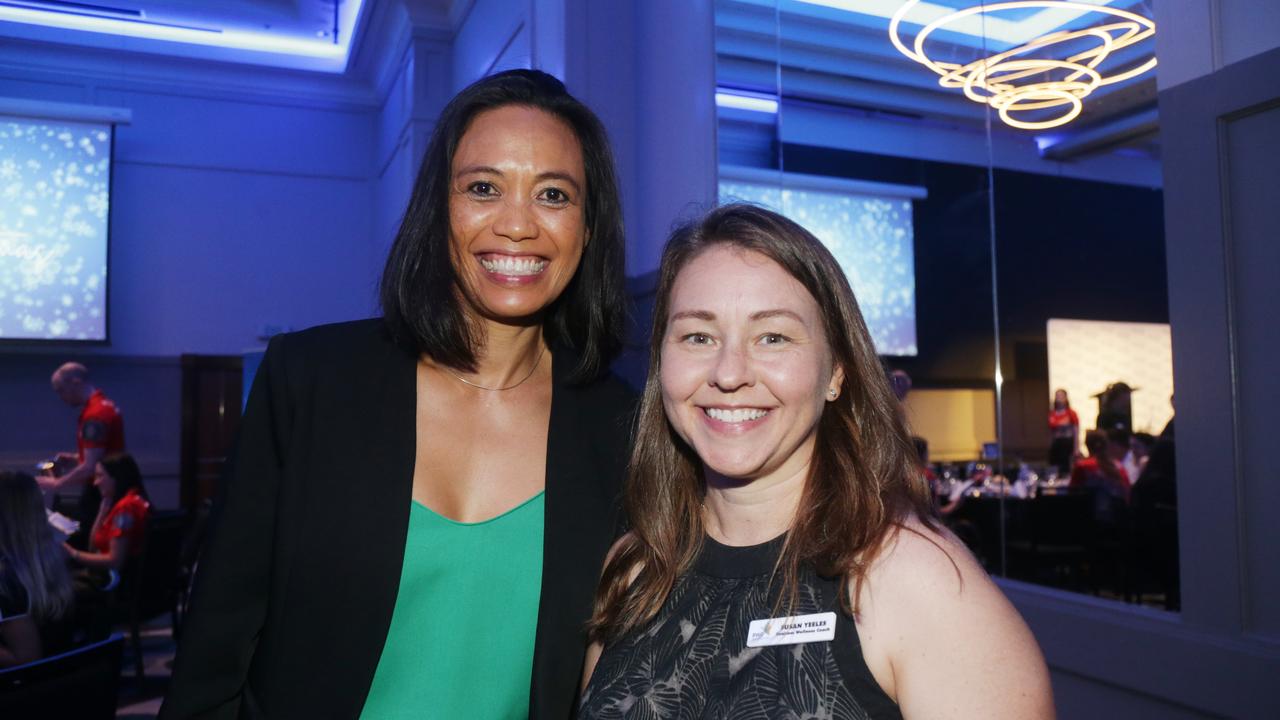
[889,0,1157,130]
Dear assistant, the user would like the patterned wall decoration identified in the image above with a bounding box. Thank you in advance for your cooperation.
[1047,318,1174,442]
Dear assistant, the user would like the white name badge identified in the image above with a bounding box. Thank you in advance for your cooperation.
[746,611,837,648]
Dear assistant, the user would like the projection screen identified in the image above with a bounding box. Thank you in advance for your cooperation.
[0,113,113,342]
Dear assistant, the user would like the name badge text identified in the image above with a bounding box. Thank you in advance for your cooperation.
[746,611,837,647]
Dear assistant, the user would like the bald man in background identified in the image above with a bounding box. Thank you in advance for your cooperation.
[41,362,127,548]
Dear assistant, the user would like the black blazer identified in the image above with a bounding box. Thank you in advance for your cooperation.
[161,319,635,719]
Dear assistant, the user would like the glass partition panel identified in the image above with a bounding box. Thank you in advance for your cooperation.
[715,0,1176,611]
[979,0,1176,610]
[766,0,999,546]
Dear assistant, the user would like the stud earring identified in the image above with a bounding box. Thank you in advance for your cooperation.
[828,388,838,398]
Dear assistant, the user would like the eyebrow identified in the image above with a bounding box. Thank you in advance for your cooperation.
[454,165,583,194]
[749,309,805,323]
[668,309,805,323]
[670,310,715,322]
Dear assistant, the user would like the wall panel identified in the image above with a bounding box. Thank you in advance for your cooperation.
[1224,102,1280,640]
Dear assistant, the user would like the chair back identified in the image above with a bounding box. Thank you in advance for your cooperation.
[0,634,124,719]
[1029,492,1095,549]
[128,510,188,621]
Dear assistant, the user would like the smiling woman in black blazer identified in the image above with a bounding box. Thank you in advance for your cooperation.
[162,70,634,719]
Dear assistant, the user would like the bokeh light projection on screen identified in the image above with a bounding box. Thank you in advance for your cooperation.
[0,115,111,341]
[720,173,919,356]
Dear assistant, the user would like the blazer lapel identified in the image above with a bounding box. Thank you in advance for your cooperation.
[330,330,419,714]
[529,349,624,719]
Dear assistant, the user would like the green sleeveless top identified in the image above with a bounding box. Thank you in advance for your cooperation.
[360,492,546,719]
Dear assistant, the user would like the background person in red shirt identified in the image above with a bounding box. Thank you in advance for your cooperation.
[1047,388,1080,475]
[64,454,150,641]
[64,454,150,571]
[40,362,127,549]
[1071,430,1131,527]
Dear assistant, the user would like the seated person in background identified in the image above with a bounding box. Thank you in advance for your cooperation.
[1132,435,1176,512]
[911,436,937,485]
[65,454,150,575]
[64,454,149,640]
[40,362,127,549]
[1131,431,1156,479]
[0,471,75,668]
[1131,433,1179,607]
[914,437,973,518]
[1105,427,1135,494]
[1071,430,1130,525]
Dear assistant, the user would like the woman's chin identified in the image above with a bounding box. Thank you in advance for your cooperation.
[468,300,549,327]
[461,274,566,325]
[702,458,767,487]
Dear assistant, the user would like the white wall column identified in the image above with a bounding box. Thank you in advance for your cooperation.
[560,0,719,278]
[368,1,454,254]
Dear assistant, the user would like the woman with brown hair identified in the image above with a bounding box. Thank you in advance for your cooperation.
[0,471,74,667]
[580,204,1052,719]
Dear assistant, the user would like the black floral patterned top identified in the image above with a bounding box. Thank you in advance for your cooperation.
[581,534,902,720]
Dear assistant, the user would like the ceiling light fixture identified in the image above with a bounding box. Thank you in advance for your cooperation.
[715,89,780,114]
[889,0,1157,130]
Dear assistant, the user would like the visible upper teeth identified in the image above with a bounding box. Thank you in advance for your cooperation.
[705,407,768,423]
[481,256,547,276]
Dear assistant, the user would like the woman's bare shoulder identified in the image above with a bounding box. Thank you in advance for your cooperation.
[865,515,984,602]
[857,515,1055,719]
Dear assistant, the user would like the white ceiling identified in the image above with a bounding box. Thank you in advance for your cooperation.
[0,0,376,72]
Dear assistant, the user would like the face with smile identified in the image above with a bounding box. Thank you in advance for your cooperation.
[448,104,588,324]
[660,246,843,487]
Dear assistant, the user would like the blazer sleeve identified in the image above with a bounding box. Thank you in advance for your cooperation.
[160,333,295,719]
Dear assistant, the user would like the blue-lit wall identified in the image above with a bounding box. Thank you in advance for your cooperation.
[0,38,391,502]
[0,0,719,505]
[0,84,382,355]
[108,90,376,354]
[453,0,535,90]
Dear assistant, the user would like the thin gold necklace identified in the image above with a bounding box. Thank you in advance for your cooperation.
[443,345,547,391]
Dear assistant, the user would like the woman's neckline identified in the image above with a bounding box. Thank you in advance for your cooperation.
[694,531,788,579]
[412,490,545,527]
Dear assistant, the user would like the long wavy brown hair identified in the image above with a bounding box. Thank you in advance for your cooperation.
[0,471,73,623]
[588,203,939,644]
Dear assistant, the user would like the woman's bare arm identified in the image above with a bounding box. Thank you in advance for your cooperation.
[855,519,1055,720]
[66,534,129,571]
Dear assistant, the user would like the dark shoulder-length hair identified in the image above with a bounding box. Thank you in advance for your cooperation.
[588,203,939,644]
[379,69,627,382]
[101,453,148,502]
